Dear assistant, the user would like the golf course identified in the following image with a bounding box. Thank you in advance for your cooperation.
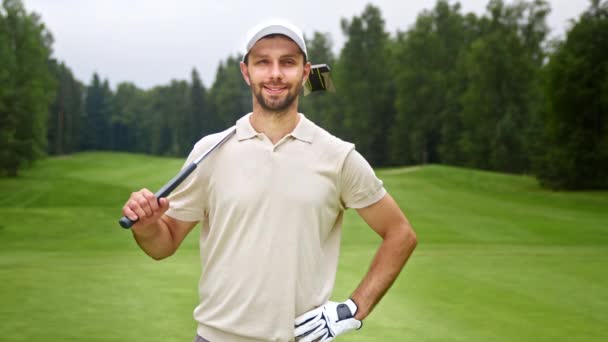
[0,152,606,341]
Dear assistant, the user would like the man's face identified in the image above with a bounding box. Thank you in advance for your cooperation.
[240,35,310,114]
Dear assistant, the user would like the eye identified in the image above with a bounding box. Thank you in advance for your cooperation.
[256,59,269,65]
[282,59,296,66]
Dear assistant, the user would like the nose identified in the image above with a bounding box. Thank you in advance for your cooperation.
[269,61,283,81]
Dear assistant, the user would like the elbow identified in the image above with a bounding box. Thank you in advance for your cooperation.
[400,222,418,252]
[150,254,167,261]
[409,230,418,251]
[408,230,418,251]
[384,221,417,247]
[147,249,175,261]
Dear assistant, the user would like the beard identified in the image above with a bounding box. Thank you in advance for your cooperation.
[252,80,302,114]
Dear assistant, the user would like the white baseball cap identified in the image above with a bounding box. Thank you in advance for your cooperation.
[242,19,308,62]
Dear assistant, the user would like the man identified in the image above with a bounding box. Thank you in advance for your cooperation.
[121,20,417,342]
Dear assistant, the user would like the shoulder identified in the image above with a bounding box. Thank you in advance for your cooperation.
[306,118,354,161]
[187,126,236,162]
[194,126,236,149]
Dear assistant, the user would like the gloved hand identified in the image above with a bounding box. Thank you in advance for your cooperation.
[294,299,362,342]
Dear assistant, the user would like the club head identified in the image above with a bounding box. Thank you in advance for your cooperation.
[304,64,336,95]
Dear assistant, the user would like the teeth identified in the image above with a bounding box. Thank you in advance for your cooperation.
[265,86,285,93]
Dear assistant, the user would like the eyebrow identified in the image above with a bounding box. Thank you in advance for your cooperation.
[250,53,299,59]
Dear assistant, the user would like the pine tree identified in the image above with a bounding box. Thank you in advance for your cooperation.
[535,0,608,189]
[209,55,251,129]
[190,68,208,141]
[390,1,470,165]
[0,0,54,176]
[338,5,394,165]
[82,73,106,150]
[299,32,340,133]
[48,60,83,155]
[458,0,549,172]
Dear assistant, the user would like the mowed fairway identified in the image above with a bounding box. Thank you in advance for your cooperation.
[1,152,607,341]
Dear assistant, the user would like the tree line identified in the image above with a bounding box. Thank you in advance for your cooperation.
[1,0,607,189]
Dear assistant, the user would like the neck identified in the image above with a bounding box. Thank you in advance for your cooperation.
[249,94,301,144]
[250,107,300,144]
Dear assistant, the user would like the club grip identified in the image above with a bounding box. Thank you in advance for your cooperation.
[119,216,135,229]
[118,163,198,229]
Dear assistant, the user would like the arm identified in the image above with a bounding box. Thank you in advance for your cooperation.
[293,193,416,341]
[295,151,416,341]
[122,188,198,260]
[350,192,417,320]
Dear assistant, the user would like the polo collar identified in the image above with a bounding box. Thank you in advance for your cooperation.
[290,114,315,143]
[236,113,258,141]
[235,113,315,143]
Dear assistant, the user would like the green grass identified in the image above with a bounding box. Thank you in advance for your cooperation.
[1,153,607,341]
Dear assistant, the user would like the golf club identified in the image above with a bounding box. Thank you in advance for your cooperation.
[304,64,335,95]
[119,64,334,229]
[118,127,237,229]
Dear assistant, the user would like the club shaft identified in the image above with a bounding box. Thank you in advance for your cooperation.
[118,127,236,229]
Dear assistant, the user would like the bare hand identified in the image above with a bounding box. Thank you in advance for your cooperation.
[122,188,170,229]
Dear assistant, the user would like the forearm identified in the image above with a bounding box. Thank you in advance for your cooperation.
[351,223,417,320]
[131,216,177,260]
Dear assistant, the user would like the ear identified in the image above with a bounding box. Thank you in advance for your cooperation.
[240,61,251,86]
[301,62,312,86]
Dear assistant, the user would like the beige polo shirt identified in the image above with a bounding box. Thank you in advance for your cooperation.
[166,113,386,342]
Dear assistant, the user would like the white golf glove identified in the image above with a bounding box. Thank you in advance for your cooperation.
[294,299,362,342]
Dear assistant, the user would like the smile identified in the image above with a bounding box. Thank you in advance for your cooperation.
[263,85,287,95]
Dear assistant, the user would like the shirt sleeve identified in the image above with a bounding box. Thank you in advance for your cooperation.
[339,149,386,209]
[164,142,208,222]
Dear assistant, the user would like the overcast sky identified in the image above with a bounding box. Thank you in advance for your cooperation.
[23,0,588,89]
